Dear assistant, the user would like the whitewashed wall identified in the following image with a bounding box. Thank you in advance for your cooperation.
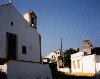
[71,52,100,74]
[0,4,40,62]
[59,68,70,73]
[71,52,83,73]
[45,50,61,63]
[7,60,52,79]
[82,54,96,74]
[96,55,100,74]
[96,63,100,74]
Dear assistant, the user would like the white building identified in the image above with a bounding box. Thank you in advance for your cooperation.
[71,52,83,73]
[43,49,61,63]
[0,3,52,79]
[71,49,100,76]
[71,40,100,76]
[0,3,41,63]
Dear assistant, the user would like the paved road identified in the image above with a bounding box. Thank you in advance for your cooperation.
[53,72,100,79]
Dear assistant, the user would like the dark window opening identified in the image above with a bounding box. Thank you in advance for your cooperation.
[11,22,13,26]
[58,52,59,54]
[22,46,26,54]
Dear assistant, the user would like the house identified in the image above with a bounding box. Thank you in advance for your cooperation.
[43,49,61,63]
[0,3,41,63]
[71,52,83,74]
[0,3,52,79]
[43,49,63,71]
[71,40,100,76]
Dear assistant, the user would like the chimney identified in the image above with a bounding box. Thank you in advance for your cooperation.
[23,11,37,29]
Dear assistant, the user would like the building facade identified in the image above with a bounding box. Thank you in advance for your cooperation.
[0,3,41,63]
[71,52,96,75]
[71,40,100,75]
[71,52,83,73]
[0,3,52,79]
[43,49,61,63]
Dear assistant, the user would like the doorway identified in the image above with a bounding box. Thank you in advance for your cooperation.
[6,32,17,60]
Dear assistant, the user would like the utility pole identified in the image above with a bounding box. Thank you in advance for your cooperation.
[61,38,62,54]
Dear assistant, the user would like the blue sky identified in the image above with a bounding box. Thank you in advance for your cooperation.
[1,0,100,56]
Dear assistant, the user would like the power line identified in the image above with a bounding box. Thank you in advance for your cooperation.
[69,27,100,40]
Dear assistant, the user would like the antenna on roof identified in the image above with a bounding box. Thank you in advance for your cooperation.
[9,0,12,3]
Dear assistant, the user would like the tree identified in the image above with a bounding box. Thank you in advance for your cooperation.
[58,55,63,60]
[63,48,79,68]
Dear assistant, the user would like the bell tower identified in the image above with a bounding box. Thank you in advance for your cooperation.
[23,11,37,29]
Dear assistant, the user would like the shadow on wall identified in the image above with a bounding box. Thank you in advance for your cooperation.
[0,72,7,79]
[97,71,100,74]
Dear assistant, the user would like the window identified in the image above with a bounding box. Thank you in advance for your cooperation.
[11,22,13,26]
[22,46,26,54]
[73,61,76,69]
[77,60,80,69]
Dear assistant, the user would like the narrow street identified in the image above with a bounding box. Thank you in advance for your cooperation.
[49,63,99,79]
